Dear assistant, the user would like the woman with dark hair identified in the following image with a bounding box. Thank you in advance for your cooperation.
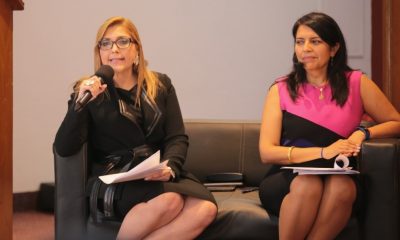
[55,16,217,239]
[258,12,400,239]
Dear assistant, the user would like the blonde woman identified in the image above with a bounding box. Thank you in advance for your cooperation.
[55,16,217,240]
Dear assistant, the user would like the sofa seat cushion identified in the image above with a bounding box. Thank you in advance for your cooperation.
[197,189,279,240]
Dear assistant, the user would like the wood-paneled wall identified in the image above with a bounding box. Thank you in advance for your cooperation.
[0,0,23,239]
[372,0,400,111]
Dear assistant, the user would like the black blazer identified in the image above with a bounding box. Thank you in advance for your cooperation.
[54,73,188,179]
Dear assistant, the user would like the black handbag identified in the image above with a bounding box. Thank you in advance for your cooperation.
[89,144,154,222]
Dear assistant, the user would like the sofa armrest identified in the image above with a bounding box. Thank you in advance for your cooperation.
[54,143,88,240]
[359,138,400,240]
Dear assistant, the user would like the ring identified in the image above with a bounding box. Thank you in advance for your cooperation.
[85,79,95,86]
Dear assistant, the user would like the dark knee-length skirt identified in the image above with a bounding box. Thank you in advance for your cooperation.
[113,174,216,218]
[88,170,216,220]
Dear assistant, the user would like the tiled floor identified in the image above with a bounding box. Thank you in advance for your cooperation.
[13,210,54,240]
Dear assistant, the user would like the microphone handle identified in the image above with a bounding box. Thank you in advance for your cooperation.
[74,77,105,112]
[74,90,92,112]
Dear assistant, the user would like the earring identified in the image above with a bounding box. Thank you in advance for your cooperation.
[134,55,139,66]
[330,56,334,67]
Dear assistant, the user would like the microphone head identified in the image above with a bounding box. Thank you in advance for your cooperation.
[95,65,114,84]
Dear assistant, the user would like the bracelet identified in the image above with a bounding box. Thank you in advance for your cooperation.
[320,148,325,159]
[356,126,370,140]
[288,146,295,162]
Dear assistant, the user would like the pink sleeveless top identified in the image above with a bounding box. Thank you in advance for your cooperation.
[277,71,364,138]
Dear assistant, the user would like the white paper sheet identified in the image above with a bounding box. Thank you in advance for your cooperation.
[281,154,360,175]
[99,150,170,184]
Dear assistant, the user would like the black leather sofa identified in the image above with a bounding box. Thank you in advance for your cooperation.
[54,121,400,240]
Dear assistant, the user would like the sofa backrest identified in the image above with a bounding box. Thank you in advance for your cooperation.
[184,121,272,186]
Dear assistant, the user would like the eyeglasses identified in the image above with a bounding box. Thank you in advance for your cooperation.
[98,37,134,50]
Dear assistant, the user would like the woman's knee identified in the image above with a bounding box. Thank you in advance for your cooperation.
[325,176,357,204]
[201,200,218,223]
[187,198,217,227]
[150,192,184,215]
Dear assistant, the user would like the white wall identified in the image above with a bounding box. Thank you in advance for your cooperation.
[13,0,371,192]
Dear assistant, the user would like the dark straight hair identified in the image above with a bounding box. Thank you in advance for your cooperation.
[287,12,353,106]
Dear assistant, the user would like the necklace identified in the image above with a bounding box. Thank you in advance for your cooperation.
[318,86,324,100]
[309,82,327,100]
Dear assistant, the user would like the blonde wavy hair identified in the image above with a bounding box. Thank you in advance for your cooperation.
[90,16,160,103]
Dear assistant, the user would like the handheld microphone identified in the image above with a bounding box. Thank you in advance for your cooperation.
[74,65,114,112]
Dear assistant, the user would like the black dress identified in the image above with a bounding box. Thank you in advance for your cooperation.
[259,77,363,217]
[54,72,216,219]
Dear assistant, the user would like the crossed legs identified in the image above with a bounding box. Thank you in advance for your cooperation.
[117,192,217,240]
[279,175,356,240]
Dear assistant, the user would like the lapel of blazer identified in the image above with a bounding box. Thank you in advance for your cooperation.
[140,87,162,138]
[116,85,162,138]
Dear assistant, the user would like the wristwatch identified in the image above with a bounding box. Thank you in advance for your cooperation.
[356,126,370,140]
